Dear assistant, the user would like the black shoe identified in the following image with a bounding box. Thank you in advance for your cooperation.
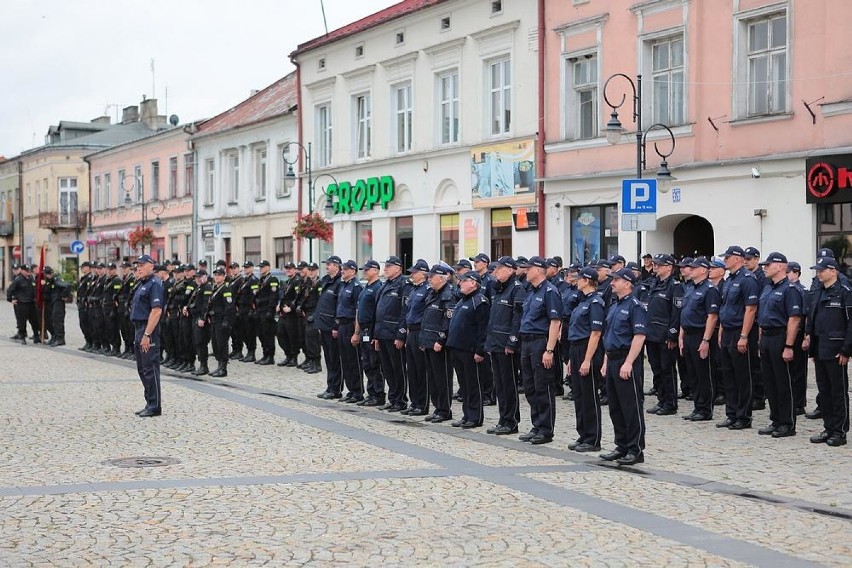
[645,387,658,396]
[276,359,289,367]
[810,431,831,444]
[424,413,438,422]
[137,408,162,417]
[599,395,608,406]
[386,404,406,413]
[296,360,307,369]
[600,449,626,461]
[317,391,331,398]
[429,415,451,424]
[407,408,428,416]
[827,434,847,447]
[716,418,735,428]
[191,365,209,376]
[688,414,712,422]
[646,405,661,415]
[794,407,805,416]
[285,358,299,367]
[488,424,517,435]
[682,413,698,421]
[758,425,777,435]
[519,430,539,442]
[361,398,382,407]
[805,408,823,420]
[255,356,274,366]
[567,440,582,450]
[482,397,496,406]
[714,394,726,406]
[321,392,342,400]
[356,397,373,406]
[451,419,466,428]
[346,396,364,404]
[562,392,576,401]
[229,351,243,360]
[655,407,677,416]
[53,340,66,346]
[134,408,148,416]
[616,453,644,466]
[241,353,256,363]
[728,420,751,430]
[771,425,795,438]
[46,338,57,346]
[751,399,766,411]
[209,368,228,378]
[460,421,480,429]
[530,434,554,445]
[574,443,601,452]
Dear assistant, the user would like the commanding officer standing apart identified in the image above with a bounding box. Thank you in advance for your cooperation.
[254,260,279,366]
[419,263,457,423]
[316,256,344,399]
[756,252,802,438]
[336,260,364,403]
[600,268,648,465]
[804,256,852,447]
[518,256,563,445]
[206,267,236,377]
[645,254,683,417]
[354,260,384,407]
[129,255,165,417]
[373,256,407,410]
[277,262,303,367]
[402,259,431,415]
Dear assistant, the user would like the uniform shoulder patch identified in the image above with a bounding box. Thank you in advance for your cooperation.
[445,309,454,319]
[674,296,684,309]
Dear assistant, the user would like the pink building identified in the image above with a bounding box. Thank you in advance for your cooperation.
[541,0,852,274]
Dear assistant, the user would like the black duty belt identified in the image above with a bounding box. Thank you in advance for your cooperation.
[605,349,630,359]
[520,334,547,341]
[682,327,705,335]
[759,327,785,336]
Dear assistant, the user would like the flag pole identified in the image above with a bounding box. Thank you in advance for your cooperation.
[37,243,46,343]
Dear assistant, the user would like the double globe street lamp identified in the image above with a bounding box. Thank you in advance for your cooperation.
[121,173,165,255]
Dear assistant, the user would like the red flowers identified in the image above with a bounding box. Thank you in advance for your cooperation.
[292,213,333,242]
[128,226,155,249]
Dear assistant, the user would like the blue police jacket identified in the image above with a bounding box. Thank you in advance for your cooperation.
[130,274,165,323]
[719,267,759,329]
[404,280,429,328]
[568,290,606,342]
[603,294,648,352]
[680,278,721,329]
[757,277,802,328]
[645,275,683,343]
[791,279,809,323]
[336,277,362,320]
[357,279,382,332]
[447,290,490,355]
[374,275,407,340]
[519,279,562,335]
[485,275,526,352]
[419,283,456,348]
[597,277,613,306]
[805,279,852,360]
[315,273,342,332]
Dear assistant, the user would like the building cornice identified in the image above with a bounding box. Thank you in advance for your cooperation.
[553,13,609,37]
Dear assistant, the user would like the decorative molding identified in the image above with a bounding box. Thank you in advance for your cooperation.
[470,20,520,41]
[820,100,852,118]
[553,13,609,37]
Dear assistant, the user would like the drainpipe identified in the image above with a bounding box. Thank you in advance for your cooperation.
[17,159,24,264]
[84,155,92,265]
[536,0,546,256]
[289,56,304,263]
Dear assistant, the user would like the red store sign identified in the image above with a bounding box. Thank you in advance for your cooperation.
[806,154,852,204]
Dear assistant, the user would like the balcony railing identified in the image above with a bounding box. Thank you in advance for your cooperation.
[38,211,88,229]
[0,220,13,236]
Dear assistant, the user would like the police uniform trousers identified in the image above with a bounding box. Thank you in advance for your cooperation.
[749,326,765,403]
[211,318,230,366]
[812,351,850,437]
[303,317,322,364]
[240,310,257,354]
[165,313,181,359]
[720,327,755,424]
[569,339,604,446]
[321,329,343,396]
[677,351,693,397]
[337,320,363,398]
[121,310,134,354]
[179,316,196,365]
[425,348,452,418]
[103,306,119,351]
[520,335,556,439]
[604,349,646,456]
[193,320,210,366]
[257,314,276,359]
[711,325,727,404]
[682,329,715,419]
[78,304,91,344]
[48,300,66,341]
[230,309,244,354]
[277,313,303,360]
[450,348,484,425]
[791,328,809,411]
[647,340,678,411]
[560,326,575,396]
[759,329,795,430]
[550,345,565,397]
[161,316,174,359]
[360,338,384,401]
[478,356,495,402]
[405,328,429,411]
[89,304,104,347]
[134,323,161,411]
[490,350,521,428]
[379,339,407,407]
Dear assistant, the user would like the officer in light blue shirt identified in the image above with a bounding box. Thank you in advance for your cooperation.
[129,255,165,417]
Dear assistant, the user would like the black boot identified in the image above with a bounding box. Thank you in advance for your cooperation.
[306,359,322,374]
[241,352,256,363]
[229,350,243,360]
[210,363,228,378]
[192,363,209,376]
[286,357,299,367]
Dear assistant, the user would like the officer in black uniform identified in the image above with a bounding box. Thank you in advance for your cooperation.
[297,262,322,374]
[174,264,197,372]
[42,266,71,346]
[156,262,174,363]
[600,268,648,465]
[227,261,245,359]
[254,260,279,365]
[87,263,106,352]
[76,261,94,350]
[102,263,123,356]
[236,262,259,363]
[130,255,165,417]
[336,260,363,402]
[355,259,384,407]
[316,256,344,399]
[187,270,213,375]
[517,256,563,445]
[373,256,408,410]
[804,256,851,447]
[163,266,186,368]
[645,254,683,416]
[207,267,236,377]
[276,261,303,366]
[402,259,430,415]
[419,262,457,423]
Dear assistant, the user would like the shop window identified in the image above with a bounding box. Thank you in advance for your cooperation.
[170,236,179,260]
[570,204,618,265]
[490,208,512,259]
[440,214,460,264]
[817,203,852,276]
[244,236,261,265]
[274,236,294,268]
[356,221,373,269]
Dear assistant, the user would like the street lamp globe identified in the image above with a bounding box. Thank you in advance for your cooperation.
[656,159,675,194]
[284,165,297,191]
[605,108,623,145]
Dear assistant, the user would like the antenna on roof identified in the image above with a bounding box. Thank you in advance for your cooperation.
[320,0,329,34]
[150,58,156,100]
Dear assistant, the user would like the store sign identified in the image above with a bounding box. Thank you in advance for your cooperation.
[806,154,852,204]
[327,176,395,214]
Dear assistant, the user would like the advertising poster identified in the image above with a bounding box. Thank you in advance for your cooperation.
[572,207,601,264]
[471,139,535,200]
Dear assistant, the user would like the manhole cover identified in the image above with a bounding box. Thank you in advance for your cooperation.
[103,457,180,468]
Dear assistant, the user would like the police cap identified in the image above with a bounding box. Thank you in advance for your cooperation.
[611,267,638,285]
[759,252,787,265]
[578,266,599,282]
[408,259,430,273]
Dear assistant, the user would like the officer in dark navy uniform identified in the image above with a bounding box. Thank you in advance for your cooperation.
[595,259,614,307]
[373,256,407,410]
[471,253,496,405]
[355,260,384,407]
[254,260,279,365]
[785,262,809,415]
[236,262,259,363]
[518,256,563,445]
[645,254,683,416]
[515,256,530,291]
[485,256,526,435]
[206,267,236,377]
[402,259,431,415]
[277,262,303,367]
[419,262,456,423]
[560,263,582,401]
[316,256,344,399]
[336,260,363,403]
[129,255,165,417]
[296,263,322,374]
[599,268,648,465]
[744,246,767,409]
[804,256,852,447]
[567,266,606,452]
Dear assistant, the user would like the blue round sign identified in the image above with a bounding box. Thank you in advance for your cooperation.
[70,240,85,254]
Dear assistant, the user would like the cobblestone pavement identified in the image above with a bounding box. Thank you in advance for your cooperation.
[1,303,850,567]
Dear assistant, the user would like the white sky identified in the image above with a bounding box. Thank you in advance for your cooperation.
[0,0,399,158]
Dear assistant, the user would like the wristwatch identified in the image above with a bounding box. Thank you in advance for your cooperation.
[739,334,747,339]
[701,338,710,343]
[545,348,554,354]
[144,332,151,338]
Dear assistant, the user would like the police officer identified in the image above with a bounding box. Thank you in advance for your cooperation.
[744,246,767,410]
[155,262,174,363]
[679,257,721,422]
[419,262,457,423]
[336,260,364,402]
[560,264,582,401]
[175,264,198,372]
[596,259,614,307]
[518,256,563,445]
[163,265,186,369]
[567,266,606,452]
[76,261,94,350]
[645,254,683,416]
[373,256,408,410]
[546,257,568,399]
[402,259,431,415]
[187,270,213,375]
[355,260,384,407]
[87,263,106,352]
[118,262,137,359]
[785,261,809,415]
[803,256,851,447]
[485,256,526,434]
[42,266,71,346]
[755,252,803,438]
[7,265,37,344]
[102,263,123,356]
[297,262,322,374]
[316,256,344,399]
[207,267,236,377]
[236,262,259,363]
[227,261,245,359]
[276,261,303,367]
[254,260,279,365]
[600,268,648,466]
[718,245,760,431]
[129,255,165,417]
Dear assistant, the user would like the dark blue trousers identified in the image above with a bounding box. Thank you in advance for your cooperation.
[135,325,161,411]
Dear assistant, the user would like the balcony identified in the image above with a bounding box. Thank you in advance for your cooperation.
[38,211,88,230]
[0,220,13,236]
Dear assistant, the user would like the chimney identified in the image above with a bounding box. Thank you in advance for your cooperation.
[140,98,160,130]
[91,116,111,125]
[122,105,139,124]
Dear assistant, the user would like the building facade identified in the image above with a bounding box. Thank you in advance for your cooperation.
[0,157,20,288]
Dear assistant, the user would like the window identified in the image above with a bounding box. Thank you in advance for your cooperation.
[747,14,787,116]
[318,58,326,71]
[104,173,111,208]
[440,214,459,264]
[133,166,142,203]
[93,176,101,211]
[394,83,413,153]
[274,236,294,268]
[395,31,405,45]
[439,70,460,145]
[170,236,179,260]
[489,57,511,136]
[254,146,267,199]
[491,0,502,14]
[316,104,333,167]
[58,177,78,225]
[441,16,451,30]
[570,204,619,265]
[117,170,126,205]
[277,144,292,198]
[150,161,160,199]
[355,94,372,159]
[185,234,193,263]
[228,152,239,202]
[244,236,261,265]
[490,208,512,259]
[204,158,215,205]
[355,43,365,58]
[651,36,685,125]
[184,153,194,196]
[566,54,598,140]
[356,221,373,269]
[35,180,41,212]
[168,157,178,199]
[817,203,852,277]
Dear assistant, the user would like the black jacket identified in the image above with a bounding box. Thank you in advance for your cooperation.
[806,279,852,360]
[485,275,526,352]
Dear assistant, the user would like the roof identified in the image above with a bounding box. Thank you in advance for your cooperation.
[21,122,163,157]
[194,72,298,139]
[292,0,449,57]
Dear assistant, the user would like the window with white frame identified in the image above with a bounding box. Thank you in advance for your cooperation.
[168,157,178,199]
[227,152,239,202]
[277,144,291,198]
[438,70,460,145]
[104,173,111,208]
[133,165,143,203]
[316,104,333,167]
[254,146,267,199]
[488,57,511,136]
[58,177,78,225]
[93,176,101,211]
[150,161,160,199]
[746,13,787,116]
[184,153,194,196]
[651,36,685,125]
[565,54,598,140]
[354,94,372,159]
[394,83,413,153]
[204,158,215,205]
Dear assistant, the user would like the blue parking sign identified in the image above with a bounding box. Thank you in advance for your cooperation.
[621,179,657,213]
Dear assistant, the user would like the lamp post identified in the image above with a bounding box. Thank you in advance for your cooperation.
[282,142,337,263]
[121,173,165,255]
[603,73,677,262]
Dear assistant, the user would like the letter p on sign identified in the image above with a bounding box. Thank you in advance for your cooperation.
[622,178,657,213]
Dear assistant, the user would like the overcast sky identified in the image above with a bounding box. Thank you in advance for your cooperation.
[0,0,398,158]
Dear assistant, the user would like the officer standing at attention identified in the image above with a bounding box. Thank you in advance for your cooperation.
[236,262,259,363]
[803,256,852,447]
[163,266,186,369]
[88,263,106,351]
[785,262,809,415]
[718,245,760,431]
[76,261,94,350]
[187,270,213,376]
[296,263,322,374]
[336,260,364,403]
[485,256,526,435]
[518,256,563,445]
[277,261,303,367]
[755,252,803,438]
[227,261,245,359]
[102,263,123,356]
[559,264,582,402]
[254,260,279,366]
[645,254,683,417]
[316,256,344,399]
[118,262,137,359]
[354,260,384,407]
[42,266,72,346]
[129,255,165,417]
[155,262,175,363]
[471,253,496,403]
[401,259,431,415]
[419,262,457,423]
[206,267,236,377]
[743,246,767,410]
[595,259,614,307]
[600,268,648,465]
[373,256,407,410]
